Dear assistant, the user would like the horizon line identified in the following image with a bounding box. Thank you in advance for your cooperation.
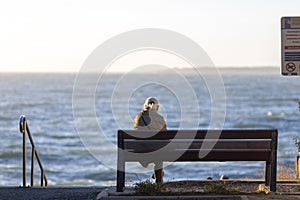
[0,66,280,74]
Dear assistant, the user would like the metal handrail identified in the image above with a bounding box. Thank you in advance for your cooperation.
[19,115,47,187]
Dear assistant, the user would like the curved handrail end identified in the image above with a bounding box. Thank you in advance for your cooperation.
[19,115,26,133]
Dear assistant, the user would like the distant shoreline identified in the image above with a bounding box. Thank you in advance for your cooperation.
[0,66,280,74]
[173,66,280,74]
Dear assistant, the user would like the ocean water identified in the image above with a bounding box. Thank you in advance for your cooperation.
[0,70,300,186]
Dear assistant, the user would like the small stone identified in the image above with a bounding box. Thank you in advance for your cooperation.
[220,175,229,180]
[258,184,270,194]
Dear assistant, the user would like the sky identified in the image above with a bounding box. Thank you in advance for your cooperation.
[0,0,300,72]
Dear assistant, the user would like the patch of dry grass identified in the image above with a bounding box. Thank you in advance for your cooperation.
[277,162,295,180]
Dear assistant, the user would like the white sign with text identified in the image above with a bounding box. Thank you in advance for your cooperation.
[281,17,300,75]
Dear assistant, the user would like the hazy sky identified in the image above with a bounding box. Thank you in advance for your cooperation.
[0,0,299,72]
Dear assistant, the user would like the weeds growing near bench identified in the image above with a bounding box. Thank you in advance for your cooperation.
[135,179,163,195]
[260,162,295,180]
[278,162,295,180]
[203,182,231,194]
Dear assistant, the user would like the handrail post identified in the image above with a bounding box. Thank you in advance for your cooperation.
[31,147,35,187]
[22,119,26,187]
[41,171,44,186]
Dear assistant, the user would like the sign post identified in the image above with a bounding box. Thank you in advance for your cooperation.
[281,17,300,75]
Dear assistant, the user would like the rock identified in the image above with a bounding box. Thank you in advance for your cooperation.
[258,184,270,194]
[220,175,229,180]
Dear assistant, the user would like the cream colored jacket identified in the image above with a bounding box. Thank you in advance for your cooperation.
[134,108,167,130]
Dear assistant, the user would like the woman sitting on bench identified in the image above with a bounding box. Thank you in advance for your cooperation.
[133,97,167,183]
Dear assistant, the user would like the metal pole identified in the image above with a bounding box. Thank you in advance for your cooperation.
[23,120,26,187]
[31,147,35,186]
[296,155,300,179]
[41,171,44,186]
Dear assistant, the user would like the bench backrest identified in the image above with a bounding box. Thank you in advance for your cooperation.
[118,129,278,163]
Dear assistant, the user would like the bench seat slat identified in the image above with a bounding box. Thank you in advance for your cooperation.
[123,149,271,161]
[177,150,271,161]
[123,153,271,162]
[124,140,271,151]
[119,130,277,140]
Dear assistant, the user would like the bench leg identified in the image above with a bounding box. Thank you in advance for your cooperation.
[270,156,277,191]
[270,130,277,192]
[265,161,271,187]
[117,157,125,192]
[265,160,277,192]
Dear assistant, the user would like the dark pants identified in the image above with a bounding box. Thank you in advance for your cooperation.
[154,161,163,183]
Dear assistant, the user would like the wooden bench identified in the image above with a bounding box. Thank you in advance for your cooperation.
[117,129,278,192]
